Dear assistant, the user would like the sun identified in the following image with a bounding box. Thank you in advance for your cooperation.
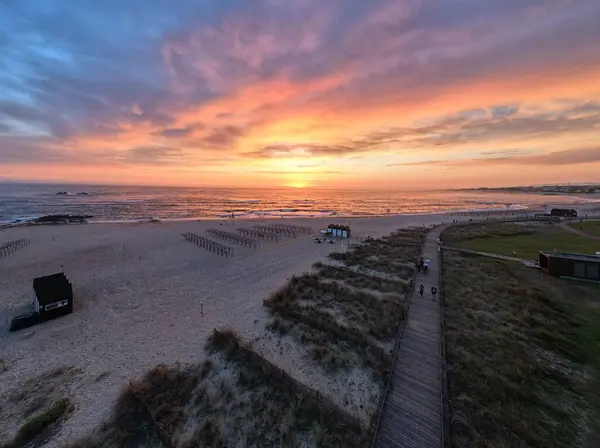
[287,181,308,189]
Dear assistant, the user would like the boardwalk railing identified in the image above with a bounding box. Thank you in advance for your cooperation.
[439,247,451,448]
[369,242,421,447]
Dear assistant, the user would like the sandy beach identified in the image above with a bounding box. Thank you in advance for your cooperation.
[0,209,592,445]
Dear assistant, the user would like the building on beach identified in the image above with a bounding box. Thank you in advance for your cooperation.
[327,224,351,238]
[550,208,577,218]
[33,273,74,320]
[538,251,600,281]
[10,273,74,331]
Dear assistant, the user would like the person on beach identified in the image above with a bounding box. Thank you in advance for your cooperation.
[431,286,437,299]
[419,284,424,297]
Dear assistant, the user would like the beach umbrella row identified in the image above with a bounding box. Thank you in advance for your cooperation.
[268,223,312,234]
[255,224,297,238]
[237,228,279,241]
[182,232,234,257]
[0,239,30,259]
[206,228,258,249]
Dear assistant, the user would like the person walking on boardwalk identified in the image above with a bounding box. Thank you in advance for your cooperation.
[431,286,437,299]
[419,284,424,297]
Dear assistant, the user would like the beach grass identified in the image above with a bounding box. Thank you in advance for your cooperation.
[264,228,424,382]
[446,223,596,259]
[8,398,74,448]
[568,220,600,238]
[442,251,600,448]
[68,329,368,448]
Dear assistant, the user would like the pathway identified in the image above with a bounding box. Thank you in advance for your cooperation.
[441,246,529,263]
[559,221,600,241]
[373,226,444,448]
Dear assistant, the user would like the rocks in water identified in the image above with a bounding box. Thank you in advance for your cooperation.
[76,192,89,195]
[35,215,93,224]
[56,192,68,195]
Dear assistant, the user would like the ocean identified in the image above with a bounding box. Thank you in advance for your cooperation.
[0,183,597,224]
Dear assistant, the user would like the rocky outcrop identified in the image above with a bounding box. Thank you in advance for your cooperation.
[34,215,92,224]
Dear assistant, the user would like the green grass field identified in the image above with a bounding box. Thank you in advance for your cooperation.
[569,220,600,238]
[452,225,597,260]
[443,253,600,448]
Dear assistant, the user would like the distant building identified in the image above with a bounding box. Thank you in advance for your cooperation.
[539,251,600,281]
[327,224,351,238]
[550,208,577,218]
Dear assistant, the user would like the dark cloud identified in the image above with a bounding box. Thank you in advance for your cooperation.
[121,146,185,164]
[0,138,67,164]
[244,101,600,159]
[247,142,367,159]
[0,136,113,165]
[254,169,345,175]
[200,126,246,148]
[152,124,203,138]
[515,147,600,166]
[388,147,600,168]
[0,101,73,139]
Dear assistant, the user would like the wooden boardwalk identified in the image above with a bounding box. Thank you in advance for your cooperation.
[374,226,444,448]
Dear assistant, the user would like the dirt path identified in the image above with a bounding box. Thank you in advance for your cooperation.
[559,221,600,241]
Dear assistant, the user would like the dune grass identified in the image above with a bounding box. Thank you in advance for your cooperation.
[446,223,596,259]
[569,220,600,238]
[327,227,425,274]
[264,229,422,381]
[7,398,74,448]
[69,329,368,448]
[443,252,600,448]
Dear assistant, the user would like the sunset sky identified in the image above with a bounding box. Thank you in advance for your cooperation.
[1,0,599,189]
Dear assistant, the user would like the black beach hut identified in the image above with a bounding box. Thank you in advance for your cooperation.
[33,273,74,320]
[550,208,577,218]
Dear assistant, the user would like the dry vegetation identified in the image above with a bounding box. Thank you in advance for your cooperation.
[264,228,426,384]
[327,228,425,275]
[69,329,368,448]
[0,367,79,448]
[442,228,600,447]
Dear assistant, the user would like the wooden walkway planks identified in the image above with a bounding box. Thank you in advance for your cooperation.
[374,226,444,448]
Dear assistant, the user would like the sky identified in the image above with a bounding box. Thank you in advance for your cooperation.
[1,0,599,189]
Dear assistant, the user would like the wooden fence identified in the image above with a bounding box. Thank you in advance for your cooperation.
[0,238,30,259]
